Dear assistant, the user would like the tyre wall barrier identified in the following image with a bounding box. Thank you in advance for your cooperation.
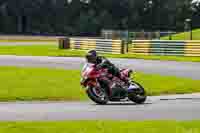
[69,38,124,54]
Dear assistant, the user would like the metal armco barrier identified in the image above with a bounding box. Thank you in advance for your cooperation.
[70,38,124,54]
[130,40,200,56]
[184,41,200,56]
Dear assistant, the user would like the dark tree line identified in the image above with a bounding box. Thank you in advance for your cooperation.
[0,0,199,36]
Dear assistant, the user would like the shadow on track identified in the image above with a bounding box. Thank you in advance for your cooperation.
[91,102,152,106]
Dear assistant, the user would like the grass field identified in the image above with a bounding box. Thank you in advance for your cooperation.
[0,66,199,101]
[0,45,86,57]
[0,45,200,62]
[0,121,200,133]
[161,29,200,40]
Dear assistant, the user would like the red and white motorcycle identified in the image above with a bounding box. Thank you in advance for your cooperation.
[81,63,147,105]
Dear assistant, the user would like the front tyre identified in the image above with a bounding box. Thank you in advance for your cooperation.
[128,81,147,104]
[86,86,109,105]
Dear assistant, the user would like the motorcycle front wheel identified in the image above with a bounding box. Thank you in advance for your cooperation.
[86,86,109,105]
[128,81,147,104]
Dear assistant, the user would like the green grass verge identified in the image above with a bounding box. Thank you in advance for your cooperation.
[0,45,86,57]
[0,66,199,101]
[0,121,200,133]
[106,53,200,62]
[0,45,200,62]
[161,29,200,40]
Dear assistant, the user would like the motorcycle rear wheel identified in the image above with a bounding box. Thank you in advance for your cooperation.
[86,86,109,105]
[128,81,147,104]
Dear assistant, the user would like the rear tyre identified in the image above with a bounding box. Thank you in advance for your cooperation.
[128,81,147,104]
[86,86,109,105]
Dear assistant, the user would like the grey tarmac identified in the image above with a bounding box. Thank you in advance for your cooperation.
[0,94,200,121]
[0,55,200,79]
[0,55,200,121]
[0,42,57,46]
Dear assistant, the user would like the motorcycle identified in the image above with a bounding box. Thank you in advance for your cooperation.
[80,63,147,105]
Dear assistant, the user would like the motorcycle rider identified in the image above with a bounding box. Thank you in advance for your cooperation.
[85,50,127,97]
[85,50,121,79]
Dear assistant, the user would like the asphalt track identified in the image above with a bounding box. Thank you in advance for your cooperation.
[0,55,200,79]
[0,55,200,121]
[0,42,57,45]
[0,94,200,121]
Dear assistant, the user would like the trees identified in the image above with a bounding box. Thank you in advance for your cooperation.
[191,1,200,29]
[0,0,197,35]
